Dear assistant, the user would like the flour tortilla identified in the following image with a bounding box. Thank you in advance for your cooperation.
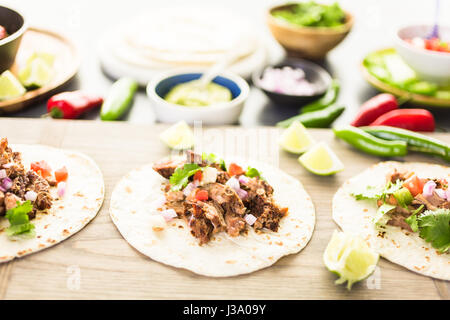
[111,8,258,67]
[333,161,450,280]
[0,144,104,263]
[110,158,315,277]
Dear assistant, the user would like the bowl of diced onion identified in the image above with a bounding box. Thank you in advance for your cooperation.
[252,58,332,107]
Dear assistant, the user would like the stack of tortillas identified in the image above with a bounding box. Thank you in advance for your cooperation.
[99,8,270,85]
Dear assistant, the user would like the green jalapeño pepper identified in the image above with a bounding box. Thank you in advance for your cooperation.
[277,104,345,128]
[100,77,138,121]
[300,79,340,114]
[362,126,450,162]
[333,126,407,157]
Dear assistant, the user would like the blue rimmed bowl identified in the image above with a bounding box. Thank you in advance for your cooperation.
[147,68,249,125]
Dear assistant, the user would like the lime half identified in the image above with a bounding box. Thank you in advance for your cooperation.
[279,121,315,154]
[298,142,344,175]
[0,71,26,101]
[19,56,54,88]
[160,120,195,150]
[324,230,379,290]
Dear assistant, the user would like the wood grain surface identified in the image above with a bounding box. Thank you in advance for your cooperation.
[0,118,448,300]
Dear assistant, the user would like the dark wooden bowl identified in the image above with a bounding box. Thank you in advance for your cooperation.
[0,6,27,73]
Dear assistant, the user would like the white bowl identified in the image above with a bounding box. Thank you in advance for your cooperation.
[147,68,249,125]
[395,24,450,85]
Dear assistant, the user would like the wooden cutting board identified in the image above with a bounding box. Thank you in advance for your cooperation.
[0,118,448,300]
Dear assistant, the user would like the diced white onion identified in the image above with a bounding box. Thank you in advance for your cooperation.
[244,214,257,226]
[226,176,248,199]
[25,190,37,201]
[200,167,218,185]
[0,169,6,179]
[423,180,436,197]
[161,208,178,222]
[183,182,197,196]
[57,182,66,197]
[226,177,240,192]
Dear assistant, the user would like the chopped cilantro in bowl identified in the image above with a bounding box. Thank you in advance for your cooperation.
[271,2,346,28]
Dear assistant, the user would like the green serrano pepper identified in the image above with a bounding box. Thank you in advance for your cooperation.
[100,77,138,121]
[362,126,450,162]
[300,79,340,114]
[277,104,345,128]
[333,126,407,157]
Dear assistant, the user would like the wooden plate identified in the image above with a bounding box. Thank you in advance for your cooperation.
[0,27,79,113]
[361,49,450,108]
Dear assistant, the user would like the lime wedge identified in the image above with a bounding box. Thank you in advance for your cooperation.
[19,57,53,88]
[298,142,344,175]
[279,121,315,154]
[26,52,55,67]
[160,120,195,150]
[0,71,26,101]
[324,230,379,290]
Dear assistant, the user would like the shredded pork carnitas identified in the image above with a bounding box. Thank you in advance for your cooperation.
[153,152,288,245]
[0,138,53,219]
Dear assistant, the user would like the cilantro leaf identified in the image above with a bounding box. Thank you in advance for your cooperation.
[169,163,201,191]
[417,209,450,254]
[405,205,424,232]
[219,159,226,171]
[5,201,35,238]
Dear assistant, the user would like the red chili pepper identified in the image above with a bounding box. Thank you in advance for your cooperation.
[350,94,398,127]
[0,26,7,40]
[47,91,103,119]
[195,190,209,201]
[370,109,435,132]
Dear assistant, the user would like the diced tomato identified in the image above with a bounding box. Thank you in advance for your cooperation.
[195,189,209,201]
[55,166,68,182]
[193,171,203,181]
[403,175,425,196]
[31,161,52,178]
[228,163,244,176]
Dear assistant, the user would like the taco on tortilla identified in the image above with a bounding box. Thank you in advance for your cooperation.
[110,151,315,277]
[333,161,450,280]
[0,138,104,262]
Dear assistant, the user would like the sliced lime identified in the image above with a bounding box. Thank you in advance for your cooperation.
[298,142,344,175]
[279,121,315,154]
[324,230,379,290]
[26,52,55,67]
[19,57,53,88]
[0,71,26,101]
[159,120,195,150]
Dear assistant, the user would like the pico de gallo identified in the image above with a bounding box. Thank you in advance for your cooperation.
[406,37,450,53]
[152,151,288,245]
[0,138,69,239]
[352,169,450,254]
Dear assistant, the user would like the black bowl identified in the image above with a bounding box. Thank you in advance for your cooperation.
[252,58,332,108]
[0,6,27,73]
